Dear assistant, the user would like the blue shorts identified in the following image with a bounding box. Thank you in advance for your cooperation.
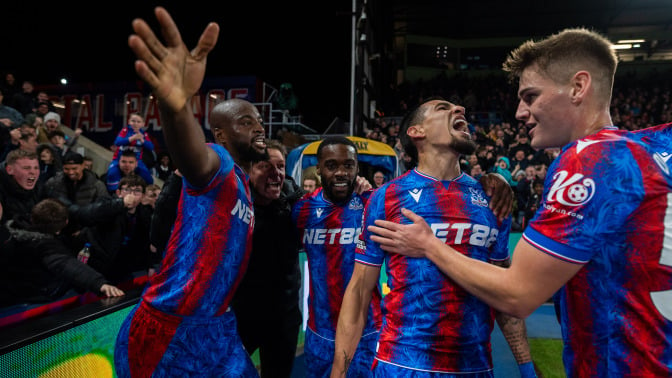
[114,300,258,377]
[372,359,494,378]
[304,327,378,378]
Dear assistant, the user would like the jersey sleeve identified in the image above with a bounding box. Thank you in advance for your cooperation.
[183,143,234,194]
[523,139,644,263]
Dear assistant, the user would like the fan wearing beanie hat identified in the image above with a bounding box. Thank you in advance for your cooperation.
[37,111,63,144]
[44,112,61,126]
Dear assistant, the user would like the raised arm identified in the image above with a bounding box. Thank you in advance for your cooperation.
[368,208,582,318]
[128,6,221,187]
[330,263,380,378]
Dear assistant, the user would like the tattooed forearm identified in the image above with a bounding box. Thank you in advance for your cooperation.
[497,313,533,363]
[338,350,352,377]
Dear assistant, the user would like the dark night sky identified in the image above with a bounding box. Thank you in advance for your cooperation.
[4,2,355,132]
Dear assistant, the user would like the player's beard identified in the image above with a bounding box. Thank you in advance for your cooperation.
[451,136,477,156]
[239,144,269,164]
[324,179,356,204]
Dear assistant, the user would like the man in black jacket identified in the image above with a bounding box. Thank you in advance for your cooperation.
[79,174,154,283]
[0,198,123,306]
[231,139,304,378]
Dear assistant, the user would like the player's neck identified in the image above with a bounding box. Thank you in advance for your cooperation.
[416,152,461,181]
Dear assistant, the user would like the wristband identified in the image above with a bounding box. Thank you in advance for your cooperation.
[518,361,537,378]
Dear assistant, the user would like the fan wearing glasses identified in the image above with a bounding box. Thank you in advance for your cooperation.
[78,174,156,284]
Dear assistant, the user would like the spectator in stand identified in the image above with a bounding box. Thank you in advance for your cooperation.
[372,170,385,188]
[508,130,534,161]
[0,198,124,307]
[0,72,19,108]
[38,111,82,146]
[35,91,56,113]
[509,148,529,178]
[302,173,319,194]
[148,169,181,255]
[47,130,68,158]
[44,151,110,236]
[79,174,154,283]
[141,184,161,208]
[0,88,25,130]
[100,149,150,192]
[470,162,484,180]
[151,151,173,181]
[491,156,515,186]
[45,152,110,207]
[0,149,43,225]
[82,156,98,178]
[301,171,321,193]
[36,143,61,184]
[106,112,154,191]
[35,101,50,118]
[522,179,544,230]
[13,128,39,155]
[13,80,37,116]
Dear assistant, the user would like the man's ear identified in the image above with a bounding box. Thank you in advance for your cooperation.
[211,128,226,144]
[406,124,424,138]
[570,71,591,104]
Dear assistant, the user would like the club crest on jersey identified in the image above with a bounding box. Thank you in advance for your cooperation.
[469,187,488,207]
[547,170,595,206]
[349,196,364,210]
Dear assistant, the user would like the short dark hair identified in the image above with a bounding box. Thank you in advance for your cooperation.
[62,151,84,165]
[316,136,358,161]
[398,96,446,167]
[120,149,137,159]
[47,130,66,140]
[119,174,147,191]
[30,198,68,234]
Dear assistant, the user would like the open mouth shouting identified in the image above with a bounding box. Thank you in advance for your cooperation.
[453,118,470,138]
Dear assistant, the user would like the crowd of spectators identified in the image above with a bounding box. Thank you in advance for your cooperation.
[0,75,162,308]
[0,67,670,308]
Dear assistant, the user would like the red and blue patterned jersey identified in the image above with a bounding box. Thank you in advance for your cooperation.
[141,143,254,317]
[523,124,672,376]
[292,188,382,340]
[112,125,155,161]
[357,169,511,373]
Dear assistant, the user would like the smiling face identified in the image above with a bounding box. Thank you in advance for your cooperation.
[128,114,145,132]
[317,144,358,203]
[211,99,268,166]
[515,65,576,150]
[63,162,84,182]
[250,147,286,205]
[6,157,39,190]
